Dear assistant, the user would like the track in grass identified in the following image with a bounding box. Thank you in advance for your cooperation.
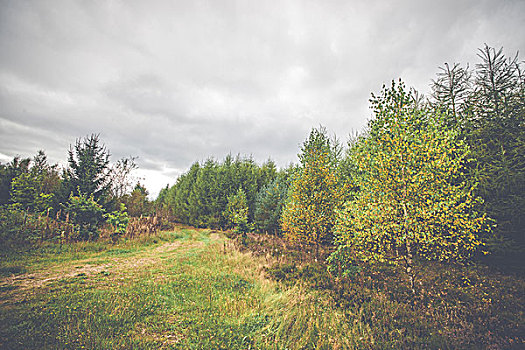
[0,227,362,349]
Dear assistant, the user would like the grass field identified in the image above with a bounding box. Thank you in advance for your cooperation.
[1,226,523,349]
[0,227,369,349]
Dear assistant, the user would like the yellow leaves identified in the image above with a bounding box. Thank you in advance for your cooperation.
[282,129,343,247]
[337,99,487,266]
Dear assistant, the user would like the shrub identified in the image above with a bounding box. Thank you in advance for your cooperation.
[64,192,105,240]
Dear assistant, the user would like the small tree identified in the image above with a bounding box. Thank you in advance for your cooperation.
[64,192,105,241]
[63,134,111,206]
[10,172,53,213]
[281,127,344,257]
[109,156,138,200]
[121,182,150,217]
[333,81,488,293]
[105,203,129,242]
[225,187,250,234]
[8,151,59,214]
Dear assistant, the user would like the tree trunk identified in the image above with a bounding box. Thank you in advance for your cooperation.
[402,202,416,295]
[405,241,416,295]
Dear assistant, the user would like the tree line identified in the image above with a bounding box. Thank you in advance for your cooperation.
[156,154,294,235]
[157,44,524,288]
[2,44,523,285]
[0,134,151,244]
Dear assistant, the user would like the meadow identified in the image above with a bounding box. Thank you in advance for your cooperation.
[1,226,523,349]
[0,226,370,349]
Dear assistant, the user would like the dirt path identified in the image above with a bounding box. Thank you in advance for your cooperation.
[0,236,211,305]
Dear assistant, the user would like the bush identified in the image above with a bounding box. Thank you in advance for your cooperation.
[104,203,129,242]
[0,207,40,248]
[64,192,105,240]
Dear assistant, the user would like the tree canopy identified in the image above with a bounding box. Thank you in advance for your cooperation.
[281,127,344,254]
[333,81,488,292]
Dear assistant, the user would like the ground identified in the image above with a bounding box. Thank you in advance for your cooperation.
[0,226,358,349]
[1,226,523,349]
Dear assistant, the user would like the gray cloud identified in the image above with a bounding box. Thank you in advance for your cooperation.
[1,0,524,196]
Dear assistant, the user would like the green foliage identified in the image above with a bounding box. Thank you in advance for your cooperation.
[63,134,111,206]
[104,203,130,235]
[0,208,39,248]
[469,46,525,250]
[189,159,224,228]
[64,192,105,240]
[161,155,277,230]
[9,172,54,213]
[1,151,61,216]
[225,187,251,234]
[333,81,488,291]
[0,144,142,245]
[0,156,31,206]
[168,161,201,225]
[254,174,289,235]
[430,45,525,253]
[31,151,62,212]
[281,127,344,250]
[120,182,151,217]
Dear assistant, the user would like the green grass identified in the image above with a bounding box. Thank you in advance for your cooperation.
[0,227,367,349]
[2,227,523,349]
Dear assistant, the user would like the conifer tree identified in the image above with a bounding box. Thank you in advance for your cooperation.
[225,187,250,234]
[430,46,525,251]
[254,174,289,235]
[431,62,472,121]
[469,45,525,249]
[63,134,111,205]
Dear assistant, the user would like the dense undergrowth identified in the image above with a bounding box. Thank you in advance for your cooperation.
[232,231,525,349]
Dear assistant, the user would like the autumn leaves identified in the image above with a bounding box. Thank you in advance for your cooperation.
[282,82,488,290]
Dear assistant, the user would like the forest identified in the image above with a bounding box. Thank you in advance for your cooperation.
[156,44,524,268]
[1,45,524,349]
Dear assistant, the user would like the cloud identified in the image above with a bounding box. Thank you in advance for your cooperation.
[1,0,524,196]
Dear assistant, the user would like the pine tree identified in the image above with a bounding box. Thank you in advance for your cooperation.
[63,134,111,205]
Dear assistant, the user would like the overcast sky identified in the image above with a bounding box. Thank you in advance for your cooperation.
[1,0,524,197]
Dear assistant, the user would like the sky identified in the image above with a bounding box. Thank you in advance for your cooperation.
[1,0,524,198]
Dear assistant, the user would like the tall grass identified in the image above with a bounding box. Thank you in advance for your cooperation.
[3,227,522,349]
[0,227,373,349]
